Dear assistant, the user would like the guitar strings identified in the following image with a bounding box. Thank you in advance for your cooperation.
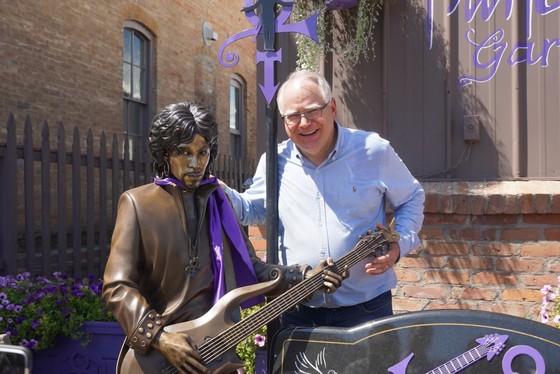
[199,233,389,364]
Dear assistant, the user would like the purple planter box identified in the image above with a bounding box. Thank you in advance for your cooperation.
[32,321,125,374]
[255,349,267,374]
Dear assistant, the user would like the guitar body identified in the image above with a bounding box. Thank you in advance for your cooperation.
[121,347,241,374]
[119,276,282,374]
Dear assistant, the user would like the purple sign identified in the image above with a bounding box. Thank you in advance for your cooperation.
[219,1,320,104]
[426,0,560,86]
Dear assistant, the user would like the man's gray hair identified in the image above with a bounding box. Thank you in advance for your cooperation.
[277,70,333,115]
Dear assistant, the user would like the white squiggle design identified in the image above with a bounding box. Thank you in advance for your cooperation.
[294,347,338,374]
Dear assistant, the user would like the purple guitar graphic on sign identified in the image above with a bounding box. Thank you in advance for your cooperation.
[388,334,508,374]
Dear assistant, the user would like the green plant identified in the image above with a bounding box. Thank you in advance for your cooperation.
[293,0,385,70]
[539,276,560,328]
[236,303,267,374]
[0,272,114,351]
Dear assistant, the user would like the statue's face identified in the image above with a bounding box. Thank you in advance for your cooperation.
[169,134,210,191]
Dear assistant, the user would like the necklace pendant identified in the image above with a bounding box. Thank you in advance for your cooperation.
[186,256,200,275]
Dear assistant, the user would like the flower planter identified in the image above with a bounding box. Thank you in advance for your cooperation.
[255,348,267,374]
[32,321,125,374]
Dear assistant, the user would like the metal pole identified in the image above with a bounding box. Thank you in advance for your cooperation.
[265,102,278,266]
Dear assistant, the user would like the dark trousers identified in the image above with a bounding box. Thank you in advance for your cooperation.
[279,290,393,328]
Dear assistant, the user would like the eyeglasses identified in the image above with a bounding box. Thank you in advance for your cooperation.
[281,101,330,126]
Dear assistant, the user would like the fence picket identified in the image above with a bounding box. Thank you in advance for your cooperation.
[86,129,95,275]
[41,121,51,274]
[24,117,35,273]
[99,132,108,266]
[72,127,81,275]
[1,114,18,273]
[57,123,68,274]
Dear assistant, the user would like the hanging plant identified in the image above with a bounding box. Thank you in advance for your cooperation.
[293,0,386,70]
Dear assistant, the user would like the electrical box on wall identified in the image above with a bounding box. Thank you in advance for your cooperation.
[463,115,480,143]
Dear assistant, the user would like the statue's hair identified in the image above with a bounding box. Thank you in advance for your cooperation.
[149,102,218,179]
[277,70,333,115]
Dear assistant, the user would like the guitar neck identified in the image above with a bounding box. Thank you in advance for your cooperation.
[425,344,488,374]
[199,232,391,364]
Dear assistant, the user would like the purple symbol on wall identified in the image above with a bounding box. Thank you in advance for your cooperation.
[218,0,320,104]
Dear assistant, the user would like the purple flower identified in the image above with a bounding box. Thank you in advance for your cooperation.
[541,285,552,294]
[254,334,266,348]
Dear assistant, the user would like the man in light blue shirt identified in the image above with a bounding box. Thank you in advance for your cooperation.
[223,70,425,327]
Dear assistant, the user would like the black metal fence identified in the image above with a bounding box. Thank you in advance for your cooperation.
[0,113,255,278]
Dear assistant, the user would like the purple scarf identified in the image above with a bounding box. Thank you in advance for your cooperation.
[154,176,263,308]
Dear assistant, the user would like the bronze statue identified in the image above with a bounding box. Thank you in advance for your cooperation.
[102,102,346,373]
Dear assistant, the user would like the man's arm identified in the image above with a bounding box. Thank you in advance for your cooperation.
[382,144,426,257]
[221,154,268,226]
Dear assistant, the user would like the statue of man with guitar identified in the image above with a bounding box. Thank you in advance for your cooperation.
[102,102,349,373]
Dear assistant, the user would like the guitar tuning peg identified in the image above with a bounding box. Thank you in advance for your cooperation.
[366,230,372,235]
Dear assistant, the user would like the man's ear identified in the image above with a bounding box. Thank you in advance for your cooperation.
[330,97,337,120]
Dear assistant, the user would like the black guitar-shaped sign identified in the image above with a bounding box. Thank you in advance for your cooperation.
[119,219,400,373]
[388,333,509,374]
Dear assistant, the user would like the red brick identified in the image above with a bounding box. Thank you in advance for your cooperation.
[401,285,447,299]
[520,242,560,257]
[477,303,527,318]
[486,194,503,214]
[451,287,496,301]
[503,194,520,214]
[552,194,560,213]
[471,242,516,256]
[496,258,544,272]
[471,214,517,225]
[447,257,493,270]
[448,227,483,241]
[500,227,541,241]
[419,227,445,240]
[472,272,518,285]
[523,274,560,287]
[520,194,534,213]
[544,228,560,240]
[502,289,542,303]
[440,194,455,214]
[453,194,470,214]
[250,238,266,251]
[423,242,469,256]
[396,269,422,283]
[392,298,425,313]
[424,270,470,284]
[426,301,474,310]
[523,214,560,224]
[423,213,468,225]
[399,257,446,268]
[535,194,551,213]
[424,194,438,213]
[470,195,486,215]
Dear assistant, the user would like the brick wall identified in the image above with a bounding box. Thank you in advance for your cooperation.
[247,181,560,324]
[0,0,258,160]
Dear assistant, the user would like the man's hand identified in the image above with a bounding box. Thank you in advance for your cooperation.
[365,242,400,275]
[305,257,349,294]
[153,331,210,373]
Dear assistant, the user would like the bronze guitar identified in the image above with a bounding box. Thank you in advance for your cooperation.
[119,219,400,373]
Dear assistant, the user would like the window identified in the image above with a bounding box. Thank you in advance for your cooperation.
[229,76,245,160]
[123,23,152,160]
